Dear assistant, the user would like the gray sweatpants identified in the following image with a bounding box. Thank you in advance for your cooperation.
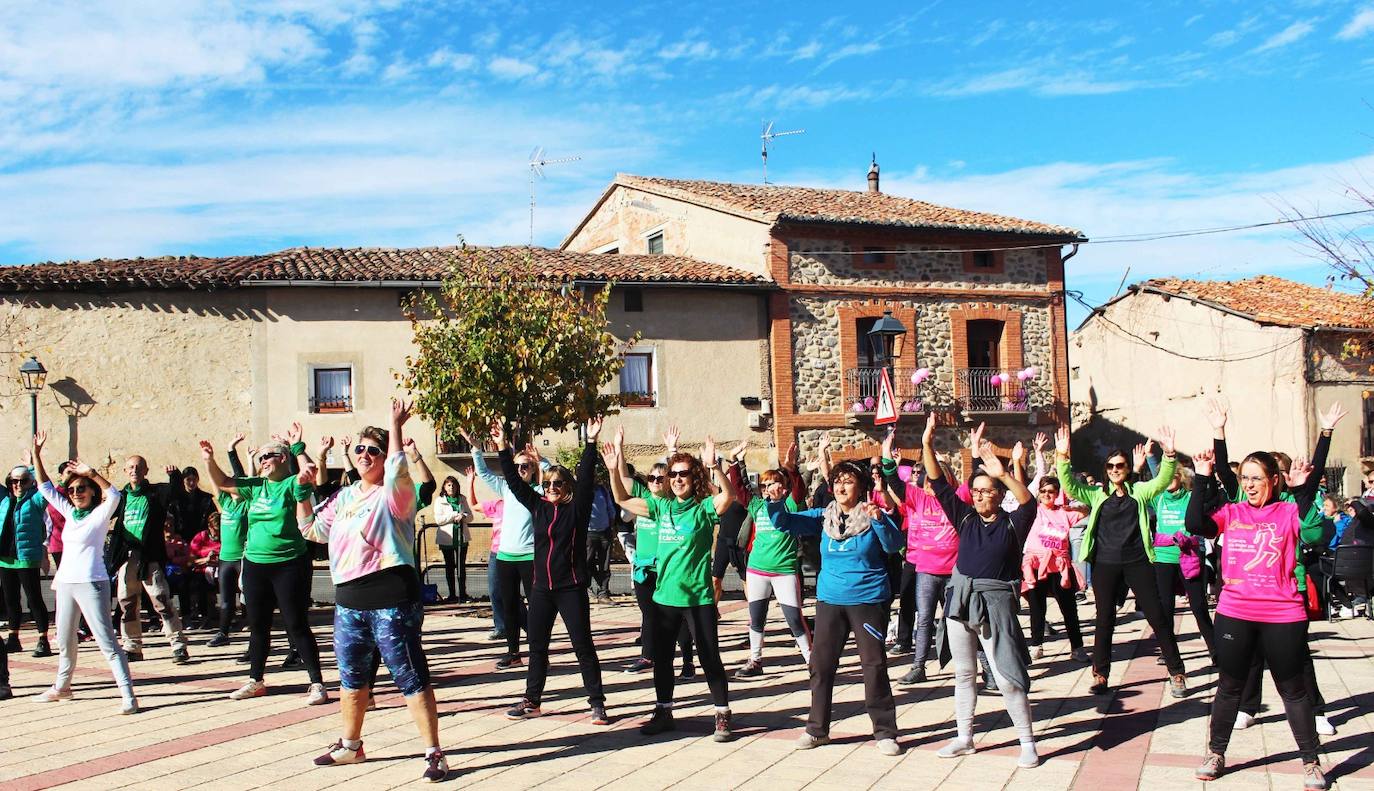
[54,580,135,700]
[947,618,1034,745]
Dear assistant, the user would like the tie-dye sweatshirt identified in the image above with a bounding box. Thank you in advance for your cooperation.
[301,451,417,585]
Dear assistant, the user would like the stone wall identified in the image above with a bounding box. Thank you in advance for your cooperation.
[789,295,1054,414]
[788,237,1049,289]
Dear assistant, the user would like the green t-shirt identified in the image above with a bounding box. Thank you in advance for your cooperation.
[235,476,309,564]
[122,487,151,542]
[496,551,535,562]
[1150,488,1191,565]
[745,496,802,575]
[649,496,717,607]
[631,480,660,575]
[216,490,249,562]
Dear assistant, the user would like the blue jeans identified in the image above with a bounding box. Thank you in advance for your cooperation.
[488,553,506,633]
[335,600,431,696]
[912,572,950,667]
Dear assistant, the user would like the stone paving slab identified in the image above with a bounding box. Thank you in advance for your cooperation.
[0,594,1370,790]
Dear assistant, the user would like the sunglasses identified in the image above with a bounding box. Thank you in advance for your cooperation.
[545,479,569,490]
[647,475,665,483]
[258,452,284,463]
[353,444,384,458]
[1039,488,1058,495]
[667,469,692,480]
[1104,462,1128,471]
[516,463,532,471]
[69,484,94,494]
[8,477,31,486]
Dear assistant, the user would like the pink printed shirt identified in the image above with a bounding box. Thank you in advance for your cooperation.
[302,452,417,585]
[1210,500,1306,624]
[898,486,959,575]
[1020,505,1083,592]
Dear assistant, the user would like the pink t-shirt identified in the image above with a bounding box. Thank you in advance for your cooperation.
[1020,505,1083,592]
[899,486,958,575]
[479,500,504,553]
[1211,500,1306,624]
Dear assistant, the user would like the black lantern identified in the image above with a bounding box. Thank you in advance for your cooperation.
[866,310,907,368]
[19,356,46,436]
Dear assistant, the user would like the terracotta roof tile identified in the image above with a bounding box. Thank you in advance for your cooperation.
[1138,276,1374,329]
[0,246,770,293]
[616,174,1084,237]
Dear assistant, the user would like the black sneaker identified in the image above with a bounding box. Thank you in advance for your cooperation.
[0,684,12,700]
[31,635,52,658]
[506,698,540,719]
[639,707,676,736]
[206,633,230,648]
[281,650,303,669]
[679,663,696,681]
[899,667,927,685]
[590,703,610,725]
[125,650,144,662]
[172,648,191,665]
[4,634,20,653]
[1090,672,1109,694]
[235,651,250,664]
[888,643,912,655]
[488,630,506,642]
[495,654,523,670]
[625,657,653,674]
[734,659,764,678]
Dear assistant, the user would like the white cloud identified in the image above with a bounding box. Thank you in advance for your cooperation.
[488,56,539,80]
[1337,7,1374,39]
[930,66,1154,97]
[1252,20,1317,53]
[427,48,477,72]
[789,41,822,61]
[658,38,715,61]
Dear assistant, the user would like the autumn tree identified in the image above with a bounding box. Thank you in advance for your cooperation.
[401,245,636,445]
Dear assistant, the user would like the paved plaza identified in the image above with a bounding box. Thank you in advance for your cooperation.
[1,593,1371,791]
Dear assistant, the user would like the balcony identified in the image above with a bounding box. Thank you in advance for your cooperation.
[844,367,941,415]
[308,395,352,414]
[436,433,475,458]
[956,367,1040,414]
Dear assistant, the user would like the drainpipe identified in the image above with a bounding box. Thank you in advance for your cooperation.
[1058,243,1080,430]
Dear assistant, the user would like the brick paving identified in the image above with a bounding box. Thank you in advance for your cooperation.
[1,593,1370,790]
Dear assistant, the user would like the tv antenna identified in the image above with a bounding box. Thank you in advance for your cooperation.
[760,121,804,183]
[528,146,582,245]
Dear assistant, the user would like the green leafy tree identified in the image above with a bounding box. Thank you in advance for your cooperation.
[400,245,636,443]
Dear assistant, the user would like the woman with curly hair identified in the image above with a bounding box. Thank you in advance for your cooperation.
[605,436,735,742]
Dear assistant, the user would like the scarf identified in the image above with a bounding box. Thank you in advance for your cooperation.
[821,500,873,541]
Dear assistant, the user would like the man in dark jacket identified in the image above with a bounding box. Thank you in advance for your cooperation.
[110,456,190,663]
[178,466,216,541]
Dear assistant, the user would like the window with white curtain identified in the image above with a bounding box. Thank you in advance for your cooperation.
[312,367,353,413]
[619,352,654,406]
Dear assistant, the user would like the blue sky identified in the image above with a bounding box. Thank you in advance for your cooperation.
[2,0,1373,324]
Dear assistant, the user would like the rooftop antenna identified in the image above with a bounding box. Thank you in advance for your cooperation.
[528,146,582,245]
[760,120,804,184]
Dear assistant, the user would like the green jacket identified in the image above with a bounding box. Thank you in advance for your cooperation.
[1057,455,1177,564]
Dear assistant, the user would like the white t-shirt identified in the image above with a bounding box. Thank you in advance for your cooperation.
[41,481,122,586]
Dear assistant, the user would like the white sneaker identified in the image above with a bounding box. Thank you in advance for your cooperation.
[795,733,830,749]
[1031,646,1044,660]
[1315,715,1336,736]
[1234,711,1254,730]
[306,682,330,706]
[33,686,73,703]
[229,679,267,700]
[937,738,976,758]
[120,697,139,715]
[1338,606,1355,619]
[876,738,903,756]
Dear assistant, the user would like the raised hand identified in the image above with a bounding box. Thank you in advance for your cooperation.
[600,441,620,470]
[729,439,747,462]
[977,441,1006,479]
[32,430,46,452]
[198,439,215,461]
[231,432,246,449]
[1055,425,1071,456]
[68,459,93,476]
[614,425,626,450]
[1011,441,1026,466]
[1286,458,1314,488]
[881,428,896,459]
[462,464,477,485]
[286,422,303,445]
[1033,432,1048,453]
[1203,397,1229,432]
[1132,443,1147,471]
[392,398,412,427]
[1319,402,1348,431]
[488,419,506,450]
[1192,448,1215,477]
[403,437,419,459]
[922,411,937,445]
[784,441,798,468]
[1157,425,1177,456]
[298,462,319,487]
[318,436,335,458]
[968,421,986,451]
[587,416,604,441]
[702,435,717,467]
[860,501,884,521]
[663,424,681,455]
[164,464,178,477]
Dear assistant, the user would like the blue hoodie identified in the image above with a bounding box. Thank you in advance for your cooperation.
[770,501,904,605]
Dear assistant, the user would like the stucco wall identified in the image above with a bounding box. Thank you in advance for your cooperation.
[563,187,772,278]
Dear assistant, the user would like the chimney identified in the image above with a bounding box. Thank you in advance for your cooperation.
[867,155,880,193]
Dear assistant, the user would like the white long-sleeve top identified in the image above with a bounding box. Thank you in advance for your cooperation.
[40,480,122,587]
[432,495,473,546]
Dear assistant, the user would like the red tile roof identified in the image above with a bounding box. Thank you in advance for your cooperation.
[0,246,770,293]
[1137,276,1374,329]
[612,174,1084,237]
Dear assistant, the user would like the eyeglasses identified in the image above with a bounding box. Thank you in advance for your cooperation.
[1239,475,1270,485]
[667,469,692,480]
[970,487,1000,497]
[545,479,569,490]
[353,445,384,458]
[1104,462,1128,471]
[647,475,665,483]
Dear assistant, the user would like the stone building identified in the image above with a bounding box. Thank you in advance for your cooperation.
[1070,275,1374,496]
[563,168,1084,473]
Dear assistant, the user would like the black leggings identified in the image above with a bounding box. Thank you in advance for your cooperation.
[498,558,533,657]
[1240,649,1326,717]
[218,559,242,635]
[1025,572,1083,649]
[1209,613,1319,763]
[526,586,604,706]
[439,544,467,599]
[1090,560,1184,676]
[652,602,728,708]
[1153,562,1216,660]
[0,566,49,634]
[242,555,323,684]
[633,571,694,664]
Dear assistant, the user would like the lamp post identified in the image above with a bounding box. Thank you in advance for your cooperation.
[867,310,907,372]
[19,356,47,437]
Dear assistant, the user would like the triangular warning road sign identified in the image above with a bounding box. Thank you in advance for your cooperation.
[874,367,898,425]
